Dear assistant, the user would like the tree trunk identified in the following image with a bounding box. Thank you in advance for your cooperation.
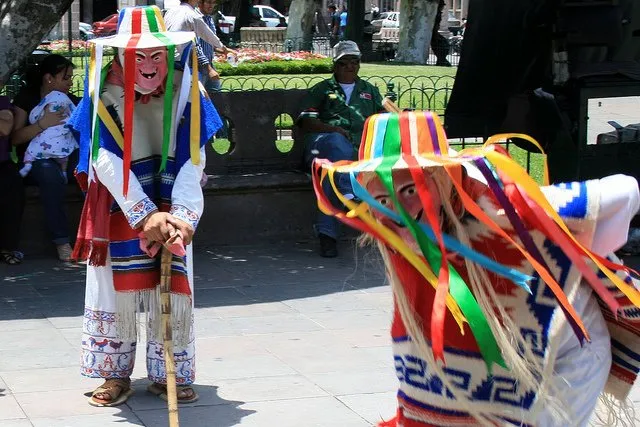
[345,0,365,46]
[0,0,75,84]
[285,0,316,51]
[396,0,439,64]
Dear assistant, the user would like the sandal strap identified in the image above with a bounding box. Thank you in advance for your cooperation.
[92,378,131,398]
[1,252,22,265]
[153,383,195,399]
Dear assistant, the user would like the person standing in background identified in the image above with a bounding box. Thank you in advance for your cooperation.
[11,54,80,262]
[339,6,348,39]
[431,0,452,67]
[197,0,226,93]
[327,4,340,46]
[0,88,24,265]
[165,0,232,88]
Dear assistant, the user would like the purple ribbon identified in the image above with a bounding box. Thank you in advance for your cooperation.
[473,158,587,345]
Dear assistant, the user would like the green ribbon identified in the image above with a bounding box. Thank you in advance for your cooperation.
[375,114,505,371]
[91,60,113,162]
[10,146,18,164]
[151,31,175,173]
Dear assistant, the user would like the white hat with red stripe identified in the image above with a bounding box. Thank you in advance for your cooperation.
[90,5,194,49]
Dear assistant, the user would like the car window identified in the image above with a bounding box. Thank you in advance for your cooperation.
[379,12,389,20]
[262,8,279,19]
[391,13,398,21]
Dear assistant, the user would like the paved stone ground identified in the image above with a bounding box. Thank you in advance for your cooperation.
[1,242,639,426]
[0,242,397,427]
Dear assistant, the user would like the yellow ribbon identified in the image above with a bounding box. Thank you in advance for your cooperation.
[189,43,201,165]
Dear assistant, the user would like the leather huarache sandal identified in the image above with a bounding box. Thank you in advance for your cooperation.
[88,378,134,407]
[147,382,199,404]
[1,251,23,265]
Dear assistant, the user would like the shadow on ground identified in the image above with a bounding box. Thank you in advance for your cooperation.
[77,380,254,427]
[0,240,387,321]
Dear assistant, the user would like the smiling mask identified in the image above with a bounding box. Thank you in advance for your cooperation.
[117,47,168,94]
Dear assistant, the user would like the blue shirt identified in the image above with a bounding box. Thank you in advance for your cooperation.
[340,11,347,27]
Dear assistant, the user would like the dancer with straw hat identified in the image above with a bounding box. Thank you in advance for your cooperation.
[68,5,222,407]
[313,111,640,426]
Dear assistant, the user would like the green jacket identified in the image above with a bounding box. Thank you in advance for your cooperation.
[298,76,384,148]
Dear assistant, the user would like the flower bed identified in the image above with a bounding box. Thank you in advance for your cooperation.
[213,48,327,64]
[214,49,331,75]
[33,44,332,76]
[38,40,88,53]
[217,58,331,76]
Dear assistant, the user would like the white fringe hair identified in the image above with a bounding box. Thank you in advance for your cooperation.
[362,168,574,426]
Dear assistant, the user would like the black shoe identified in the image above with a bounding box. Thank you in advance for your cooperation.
[319,234,338,258]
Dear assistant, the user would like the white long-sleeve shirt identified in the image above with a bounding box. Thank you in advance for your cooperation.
[164,2,223,68]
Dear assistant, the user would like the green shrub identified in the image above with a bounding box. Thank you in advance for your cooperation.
[217,59,332,76]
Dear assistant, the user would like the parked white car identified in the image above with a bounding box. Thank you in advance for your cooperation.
[371,11,463,35]
[216,11,235,34]
[223,5,287,30]
[371,11,399,34]
[252,5,288,27]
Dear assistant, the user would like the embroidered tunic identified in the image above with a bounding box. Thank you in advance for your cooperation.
[388,175,640,426]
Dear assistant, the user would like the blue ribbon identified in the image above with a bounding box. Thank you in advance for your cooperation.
[347,167,533,293]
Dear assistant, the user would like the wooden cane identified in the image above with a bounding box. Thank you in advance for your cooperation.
[160,246,180,427]
[382,97,402,114]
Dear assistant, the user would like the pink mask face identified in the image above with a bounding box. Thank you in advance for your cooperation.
[366,169,442,253]
[133,48,168,93]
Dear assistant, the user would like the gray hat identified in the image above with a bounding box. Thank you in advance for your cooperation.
[333,40,361,61]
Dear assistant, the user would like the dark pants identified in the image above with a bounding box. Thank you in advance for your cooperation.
[304,132,356,239]
[0,161,24,251]
[23,150,78,245]
[431,0,451,65]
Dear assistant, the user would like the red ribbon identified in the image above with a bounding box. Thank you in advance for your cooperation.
[122,8,143,198]
[397,112,450,364]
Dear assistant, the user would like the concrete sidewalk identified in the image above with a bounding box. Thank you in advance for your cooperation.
[1,243,639,426]
[0,242,396,427]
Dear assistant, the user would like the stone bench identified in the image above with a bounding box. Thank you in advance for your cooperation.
[240,27,287,52]
[21,89,317,255]
[201,89,316,245]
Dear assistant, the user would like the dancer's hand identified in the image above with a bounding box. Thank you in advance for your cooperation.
[141,211,176,243]
[167,217,194,246]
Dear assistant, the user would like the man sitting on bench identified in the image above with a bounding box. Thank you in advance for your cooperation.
[297,41,383,258]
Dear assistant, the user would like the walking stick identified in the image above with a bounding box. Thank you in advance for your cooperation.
[160,245,180,427]
[382,97,402,114]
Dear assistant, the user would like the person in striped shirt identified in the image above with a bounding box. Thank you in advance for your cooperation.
[197,0,226,93]
[165,0,231,92]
